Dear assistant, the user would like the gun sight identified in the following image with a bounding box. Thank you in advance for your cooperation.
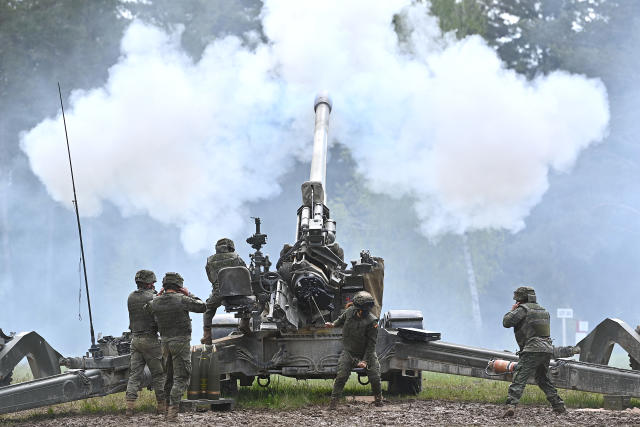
[246,217,267,251]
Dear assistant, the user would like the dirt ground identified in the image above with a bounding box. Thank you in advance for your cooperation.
[5,399,640,426]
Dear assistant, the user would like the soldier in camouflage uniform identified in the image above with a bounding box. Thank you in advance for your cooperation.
[201,238,247,344]
[146,272,206,421]
[125,270,166,416]
[502,286,566,417]
[325,291,382,409]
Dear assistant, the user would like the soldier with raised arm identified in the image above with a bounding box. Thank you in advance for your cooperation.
[502,286,566,418]
[146,272,206,421]
[125,269,166,417]
[325,291,382,409]
[201,238,247,344]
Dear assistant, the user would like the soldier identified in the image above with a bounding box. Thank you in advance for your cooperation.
[325,291,382,409]
[502,286,566,417]
[125,269,166,416]
[146,272,206,421]
[201,238,247,344]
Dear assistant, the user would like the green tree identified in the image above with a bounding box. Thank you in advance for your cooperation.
[430,0,487,38]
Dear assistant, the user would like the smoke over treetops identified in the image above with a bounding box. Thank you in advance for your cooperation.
[20,0,609,252]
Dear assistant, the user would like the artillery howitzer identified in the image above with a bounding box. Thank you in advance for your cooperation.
[4,94,640,416]
[197,94,640,403]
[198,93,435,394]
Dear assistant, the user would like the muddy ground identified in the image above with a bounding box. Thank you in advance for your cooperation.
[4,399,640,426]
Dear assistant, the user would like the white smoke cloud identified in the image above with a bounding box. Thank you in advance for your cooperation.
[20,0,609,251]
[20,23,307,253]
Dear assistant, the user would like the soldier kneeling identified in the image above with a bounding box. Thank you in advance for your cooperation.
[325,291,382,409]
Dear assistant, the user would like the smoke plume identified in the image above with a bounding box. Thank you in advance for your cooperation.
[20,0,609,251]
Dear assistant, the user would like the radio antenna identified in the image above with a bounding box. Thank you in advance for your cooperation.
[58,83,97,352]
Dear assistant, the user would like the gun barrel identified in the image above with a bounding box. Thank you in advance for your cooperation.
[310,92,332,201]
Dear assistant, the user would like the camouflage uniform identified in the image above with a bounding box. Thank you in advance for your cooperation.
[125,270,165,415]
[330,292,382,405]
[502,286,565,414]
[202,238,246,343]
[146,273,206,409]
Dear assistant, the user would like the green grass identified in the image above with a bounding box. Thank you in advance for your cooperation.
[236,372,638,410]
[236,375,373,409]
[2,371,638,424]
[0,389,159,424]
[9,364,34,383]
[417,372,618,408]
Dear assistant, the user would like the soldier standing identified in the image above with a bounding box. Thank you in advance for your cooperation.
[125,269,166,416]
[325,291,383,409]
[502,286,566,417]
[201,238,247,344]
[146,272,206,421]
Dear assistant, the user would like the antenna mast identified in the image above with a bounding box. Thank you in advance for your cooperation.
[58,83,97,352]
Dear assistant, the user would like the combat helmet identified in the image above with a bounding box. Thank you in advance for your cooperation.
[215,238,235,253]
[353,291,375,310]
[513,286,536,303]
[135,269,156,285]
[162,272,184,288]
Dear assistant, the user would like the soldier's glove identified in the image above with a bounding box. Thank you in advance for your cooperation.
[201,326,212,345]
[357,361,368,369]
[157,288,165,295]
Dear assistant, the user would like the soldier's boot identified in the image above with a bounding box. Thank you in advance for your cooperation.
[374,394,383,407]
[166,405,178,421]
[552,404,567,414]
[502,405,516,418]
[125,399,135,417]
[201,326,212,345]
[155,399,166,416]
[329,398,338,410]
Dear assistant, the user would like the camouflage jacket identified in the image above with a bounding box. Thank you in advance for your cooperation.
[127,289,158,336]
[145,292,206,340]
[333,306,379,360]
[205,252,246,288]
[503,303,553,353]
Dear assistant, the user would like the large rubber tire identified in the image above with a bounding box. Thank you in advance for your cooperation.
[388,371,422,395]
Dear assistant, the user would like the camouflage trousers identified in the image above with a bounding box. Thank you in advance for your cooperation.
[203,288,222,327]
[125,335,165,401]
[331,350,381,399]
[162,337,192,406]
[506,352,564,407]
